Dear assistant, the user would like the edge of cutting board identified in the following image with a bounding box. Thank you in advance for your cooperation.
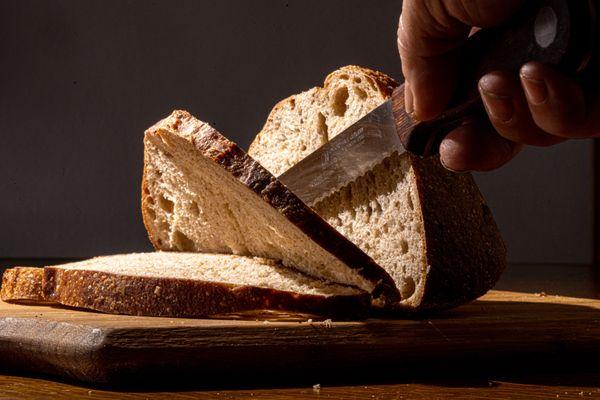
[1,290,600,384]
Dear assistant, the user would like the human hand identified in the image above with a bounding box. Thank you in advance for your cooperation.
[397,0,600,171]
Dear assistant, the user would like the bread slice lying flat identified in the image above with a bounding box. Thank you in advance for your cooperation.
[0,267,48,304]
[142,110,398,305]
[42,253,369,318]
[249,65,507,311]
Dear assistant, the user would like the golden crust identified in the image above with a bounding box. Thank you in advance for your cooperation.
[249,65,398,156]
[1,267,49,304]
[43,266,370,319]
[247,65,506,311]
[141,111,400,305]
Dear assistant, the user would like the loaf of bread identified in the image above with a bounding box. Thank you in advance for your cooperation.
[249,66,507,311]
[3,66,505,317]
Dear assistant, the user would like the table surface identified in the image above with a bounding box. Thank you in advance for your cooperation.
[1,261,599,399]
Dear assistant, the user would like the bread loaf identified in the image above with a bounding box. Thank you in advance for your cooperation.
[249,66,506,310]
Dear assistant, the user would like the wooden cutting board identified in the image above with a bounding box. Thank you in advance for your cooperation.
[1,290,599,385]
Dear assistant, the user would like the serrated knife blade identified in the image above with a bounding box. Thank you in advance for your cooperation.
[278,100,403,206]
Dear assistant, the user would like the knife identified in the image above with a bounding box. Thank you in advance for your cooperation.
[279,0,598,206]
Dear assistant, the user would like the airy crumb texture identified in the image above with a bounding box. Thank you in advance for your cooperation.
[141,110,399,305]
[1,267,47,304]
[52,252,362,296]
[314,152,427,303]
[43,252,370,318]
[249,66,397,176]
[248,65,506,311]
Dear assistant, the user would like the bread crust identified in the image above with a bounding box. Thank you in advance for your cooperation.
[142,111,400,305]
[249,65,506,311]
[249,65,398,157]
[410,156,507,310]
[43,267,370,319]
[1,267,48,304]
[324,65,397,97]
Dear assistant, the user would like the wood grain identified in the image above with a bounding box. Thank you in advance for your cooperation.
[1,290,600,385]
[1,372,600,400]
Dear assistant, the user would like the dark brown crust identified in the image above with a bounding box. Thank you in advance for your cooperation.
[249,65,506,311]
[144,111,400,305]
[1,267,49,304]
[327,67,506,310]
[42,267,370,319]
[410,156,507,311]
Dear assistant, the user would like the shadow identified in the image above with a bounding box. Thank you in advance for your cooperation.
[495,263,600,299]
[2,353,600,394]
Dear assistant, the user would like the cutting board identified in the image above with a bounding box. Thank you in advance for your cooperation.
[1,290,600,385]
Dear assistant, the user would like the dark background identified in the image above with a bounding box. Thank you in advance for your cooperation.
[0,0,594,263]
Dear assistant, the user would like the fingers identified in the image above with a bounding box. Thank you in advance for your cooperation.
[398,0,525,121]
[398,49,459,120]
[478,71,565,146]
[439,120,523,172]
[519,62,600,138]
[398,2,462,120]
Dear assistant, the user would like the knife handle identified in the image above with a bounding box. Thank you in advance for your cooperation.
[394,0,599,157]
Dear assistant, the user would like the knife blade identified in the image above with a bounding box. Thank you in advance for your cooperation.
[278,100,403,206]
[279,0,598,206]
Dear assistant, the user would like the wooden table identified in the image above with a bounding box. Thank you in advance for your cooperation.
[1,262,599,399]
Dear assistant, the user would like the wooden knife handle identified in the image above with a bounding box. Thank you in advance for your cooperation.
[395,0,599,157]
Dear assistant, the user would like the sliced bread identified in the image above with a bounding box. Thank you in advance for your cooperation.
[249,66,397,176]
[43,252,370,318]
[248,65,507,311]
[141,110,398,305]
[1,267,47,304]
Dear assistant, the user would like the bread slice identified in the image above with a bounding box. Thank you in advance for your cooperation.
[0,267,48,304]
[249,66,397,176]
[43,253,370,318]
[141,110,398,305]
[248,65,507,311]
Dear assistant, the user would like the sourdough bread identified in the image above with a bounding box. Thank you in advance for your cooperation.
[142,111,398,305]
[1,267,48,304]
[43,252,370,318]
[249,66,397,176]
[248,65,506,311]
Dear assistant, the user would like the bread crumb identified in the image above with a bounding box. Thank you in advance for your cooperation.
[535,292,547,297]
[307,319,313,323]
[324,319,333,328]
[313,384,321,393]
[263,320,270,324]
[154,286,162,296]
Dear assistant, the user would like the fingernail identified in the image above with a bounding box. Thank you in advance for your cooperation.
[520,73,547,105]
[404,82,415,118]
[438,135,472,173]
[479,85,514,122]
[439,154,470,173]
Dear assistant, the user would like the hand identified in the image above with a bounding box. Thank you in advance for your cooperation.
[397,0,600,172]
